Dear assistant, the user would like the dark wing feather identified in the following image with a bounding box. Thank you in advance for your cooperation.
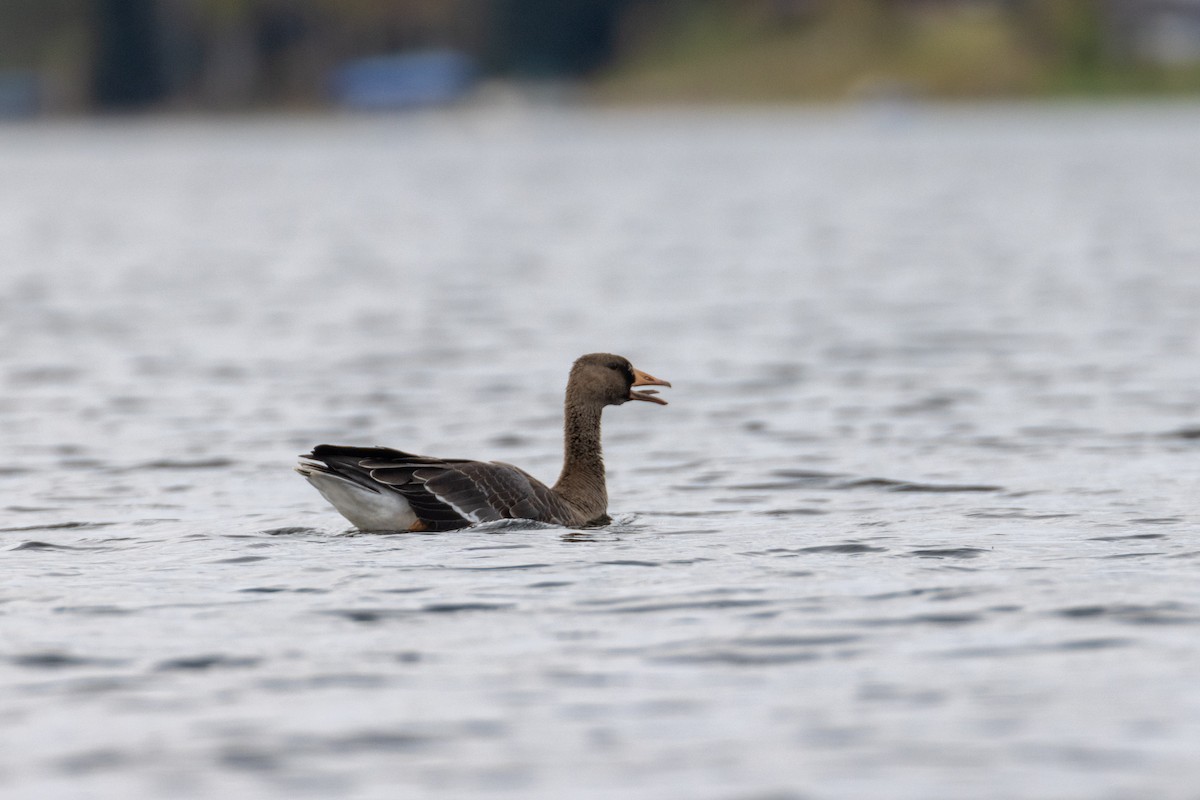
[305,445,576,532]
[417,462,575,527]
[302,445,415,494]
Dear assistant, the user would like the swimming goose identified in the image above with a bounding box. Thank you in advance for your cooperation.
[296,353,670,531]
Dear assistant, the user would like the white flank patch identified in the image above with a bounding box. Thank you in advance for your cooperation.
[302,471,418,531]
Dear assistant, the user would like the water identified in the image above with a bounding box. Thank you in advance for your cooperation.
[3,105,1200,799]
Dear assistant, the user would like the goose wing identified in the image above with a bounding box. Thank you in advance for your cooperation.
[304,445,575,531]
[364,458,577,530]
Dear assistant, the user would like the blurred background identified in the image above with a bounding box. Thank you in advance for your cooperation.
[2,0,1200,116]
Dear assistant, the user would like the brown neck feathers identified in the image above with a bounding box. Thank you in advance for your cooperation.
[552,393,607,521]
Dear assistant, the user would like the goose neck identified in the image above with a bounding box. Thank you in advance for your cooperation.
[553,400,607,518]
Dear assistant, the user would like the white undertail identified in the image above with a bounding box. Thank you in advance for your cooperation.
[295,465,418,531]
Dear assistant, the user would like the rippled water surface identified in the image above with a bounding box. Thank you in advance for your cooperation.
[4,105,1200,799]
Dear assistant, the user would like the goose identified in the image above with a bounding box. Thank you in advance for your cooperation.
[296,353,670,531]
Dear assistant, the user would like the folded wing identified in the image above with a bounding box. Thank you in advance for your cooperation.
[306,444,574,531]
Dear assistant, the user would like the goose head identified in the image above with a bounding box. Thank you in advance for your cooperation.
[568,353,671,409]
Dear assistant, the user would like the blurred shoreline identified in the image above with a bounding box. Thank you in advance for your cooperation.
[597,2,1200,105]
[3,1,1200,118]
[2,90,1199,128]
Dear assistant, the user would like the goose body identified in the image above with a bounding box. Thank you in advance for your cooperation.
[296,354,670,531]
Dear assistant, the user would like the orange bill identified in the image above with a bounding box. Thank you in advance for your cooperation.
[629,367,671,405]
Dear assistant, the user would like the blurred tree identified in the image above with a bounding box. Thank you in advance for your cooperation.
[0,0,84,68]
[191,0,259,106]
[92,0,167,108]
[491,0,630,75]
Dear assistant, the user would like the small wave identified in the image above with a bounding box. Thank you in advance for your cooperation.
[7,540,107,552]
[1089,533,1166,541]
[11,652,126,669]
[260,526,323,536]
[1053,603,1199,625]
[450,563,552,571]
[463,543,535,551]
[645,510,737,518]
[730,481,826,491]
[292,728,443,755]
[54,605,131,615]
[470,518,562,533]
[8,365,82,385]
[638,633,862,666]
[132,458,235,471]
[596,599,770,614]
[323,602,514,623]
[1101,552,1167,559]
[651,650,819,666]
[733,634,862,647]
[798,543,887,554]
[941,638,1133,658]
[156,655,260,671]
[257,673,390,692]
[968,511,1075,519]
[772,469,847,480]
[856,612,983,627]
[838,478,1002,493]
[323,609,402,623]
[55,748,131,776]
[867,586,983,601]
[239,586,329,594]
[421,602,514,613]
[906,547,989,559]
[0,521,114,533]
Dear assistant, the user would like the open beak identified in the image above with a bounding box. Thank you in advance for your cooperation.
[630,367,671,406]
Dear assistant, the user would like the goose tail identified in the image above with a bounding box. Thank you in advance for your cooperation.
[297,445,420,531]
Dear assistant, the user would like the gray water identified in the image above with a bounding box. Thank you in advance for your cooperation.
[3,105,1200,800]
